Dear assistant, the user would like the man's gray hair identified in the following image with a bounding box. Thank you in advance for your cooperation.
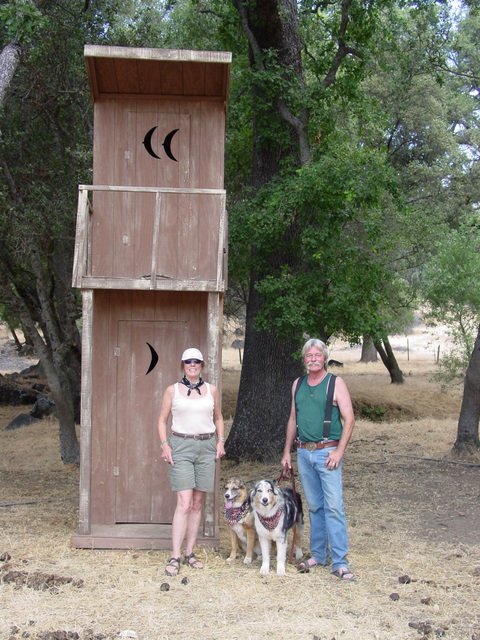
[301,338,329,362]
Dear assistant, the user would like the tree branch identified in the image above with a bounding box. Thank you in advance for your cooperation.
[232,0,264,69]
[322,0,362,89]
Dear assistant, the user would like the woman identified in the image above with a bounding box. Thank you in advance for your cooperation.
[158,347,225,577]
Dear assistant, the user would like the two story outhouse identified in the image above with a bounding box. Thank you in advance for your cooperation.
[71,46,231,549]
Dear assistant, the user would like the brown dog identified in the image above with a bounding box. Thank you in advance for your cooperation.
[223,478,261,564]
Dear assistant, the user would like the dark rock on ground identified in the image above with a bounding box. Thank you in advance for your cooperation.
[30,396,55,419]
[5,413,39,431]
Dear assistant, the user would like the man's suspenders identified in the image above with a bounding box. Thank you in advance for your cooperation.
[294,374,337,441]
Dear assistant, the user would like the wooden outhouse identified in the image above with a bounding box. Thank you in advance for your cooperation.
[71,46,231,549]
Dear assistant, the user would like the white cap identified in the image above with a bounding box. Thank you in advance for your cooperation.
[181,347,204,361]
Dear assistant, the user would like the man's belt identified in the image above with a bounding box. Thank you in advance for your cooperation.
[295,440,339,451]
[171,431,215,440]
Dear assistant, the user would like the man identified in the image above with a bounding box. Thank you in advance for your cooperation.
[281,338,355,580]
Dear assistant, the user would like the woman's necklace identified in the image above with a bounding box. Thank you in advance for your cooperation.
[180,376,205,396]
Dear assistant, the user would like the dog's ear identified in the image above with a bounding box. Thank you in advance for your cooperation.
[267,480,278,495]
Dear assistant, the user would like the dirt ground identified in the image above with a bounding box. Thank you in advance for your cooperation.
[0,324,479,640]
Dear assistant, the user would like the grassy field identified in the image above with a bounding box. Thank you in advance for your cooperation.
[1,334,479,640]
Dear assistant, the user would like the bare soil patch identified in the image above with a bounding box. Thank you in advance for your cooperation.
[1,329,479,640]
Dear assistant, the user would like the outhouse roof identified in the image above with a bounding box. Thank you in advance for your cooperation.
[84,45,231,102]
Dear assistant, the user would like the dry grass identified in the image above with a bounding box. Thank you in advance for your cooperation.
[1,354,480,640]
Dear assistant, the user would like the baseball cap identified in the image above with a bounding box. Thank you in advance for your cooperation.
[181,348,204,362]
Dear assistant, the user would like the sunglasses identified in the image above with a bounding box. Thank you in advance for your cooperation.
[184,359,202,365]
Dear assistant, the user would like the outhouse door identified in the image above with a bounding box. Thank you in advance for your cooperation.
[114,319,188,524]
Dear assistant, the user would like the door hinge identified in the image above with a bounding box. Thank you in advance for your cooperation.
[113,466,120,476]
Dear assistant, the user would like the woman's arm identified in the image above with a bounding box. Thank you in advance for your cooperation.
[158,384,175,465]
[211,384,226,460]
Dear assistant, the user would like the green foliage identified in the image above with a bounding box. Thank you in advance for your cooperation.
[361,404,387,421]
[421,226,480,385]
[0,0,48,45]
[229,140,407,343]
[224,0,479,356]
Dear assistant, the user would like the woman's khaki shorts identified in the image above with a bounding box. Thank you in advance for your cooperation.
[168,434,217,492]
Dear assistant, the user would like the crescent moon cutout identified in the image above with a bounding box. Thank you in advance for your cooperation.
[162,129,179,162]
[143,126,162,160]
[146,342,159,375]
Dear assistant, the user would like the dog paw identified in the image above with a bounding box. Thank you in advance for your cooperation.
[259,566,270,575]
[276,566,286,575]
[226,556,236,562]
[295,548,304,560]
[243,557,252,565]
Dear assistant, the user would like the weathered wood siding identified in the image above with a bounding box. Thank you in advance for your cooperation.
[89,290,208,525]
[72,47,230,549]
[90,99,225,281]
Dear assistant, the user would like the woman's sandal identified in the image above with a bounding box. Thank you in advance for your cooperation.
[183,552,203,569]
[164,557,181,577]
[332,567,355,581]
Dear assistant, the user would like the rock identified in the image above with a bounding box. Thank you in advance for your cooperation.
[328,359,344,367]
[160,582,170,591]
[181,576,189,585]
[32,383,47,392]
[0,376,39,406]
[19,361,44,377]
[399,574,412,584]
[389,592,400,601]
[30,396,55,419]
[5,413,39,431]
[417,622,433,635]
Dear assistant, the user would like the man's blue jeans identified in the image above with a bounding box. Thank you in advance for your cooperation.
[297,446,349,571]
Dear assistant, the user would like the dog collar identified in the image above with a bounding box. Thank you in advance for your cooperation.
[257,509,282,531]
[224,502,249,526]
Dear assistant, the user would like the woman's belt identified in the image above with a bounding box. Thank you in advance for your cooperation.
[171,431,215,440]
[296,440,339,451]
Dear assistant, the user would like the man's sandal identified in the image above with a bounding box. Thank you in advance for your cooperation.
[332,567,355,581]
[183,552,203,569]
[297,558,322,573]
[164,557,180,577]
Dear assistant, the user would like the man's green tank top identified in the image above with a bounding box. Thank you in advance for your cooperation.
[295,373,343,442]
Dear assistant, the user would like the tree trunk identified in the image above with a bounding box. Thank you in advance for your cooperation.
[0,41,24,106]
[226,0,307,461]
[0,260,81,464]
[360,336,377,363]
[7,324,22,351]
[0,0,81,464]
[454,324,480,453]
[225,279,303,462]
[227,0,365,459]
[374,337,404,383]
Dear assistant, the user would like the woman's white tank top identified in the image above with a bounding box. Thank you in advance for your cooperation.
[171,382,215,436]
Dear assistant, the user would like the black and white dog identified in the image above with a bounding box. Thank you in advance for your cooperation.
[250,479,304,575]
